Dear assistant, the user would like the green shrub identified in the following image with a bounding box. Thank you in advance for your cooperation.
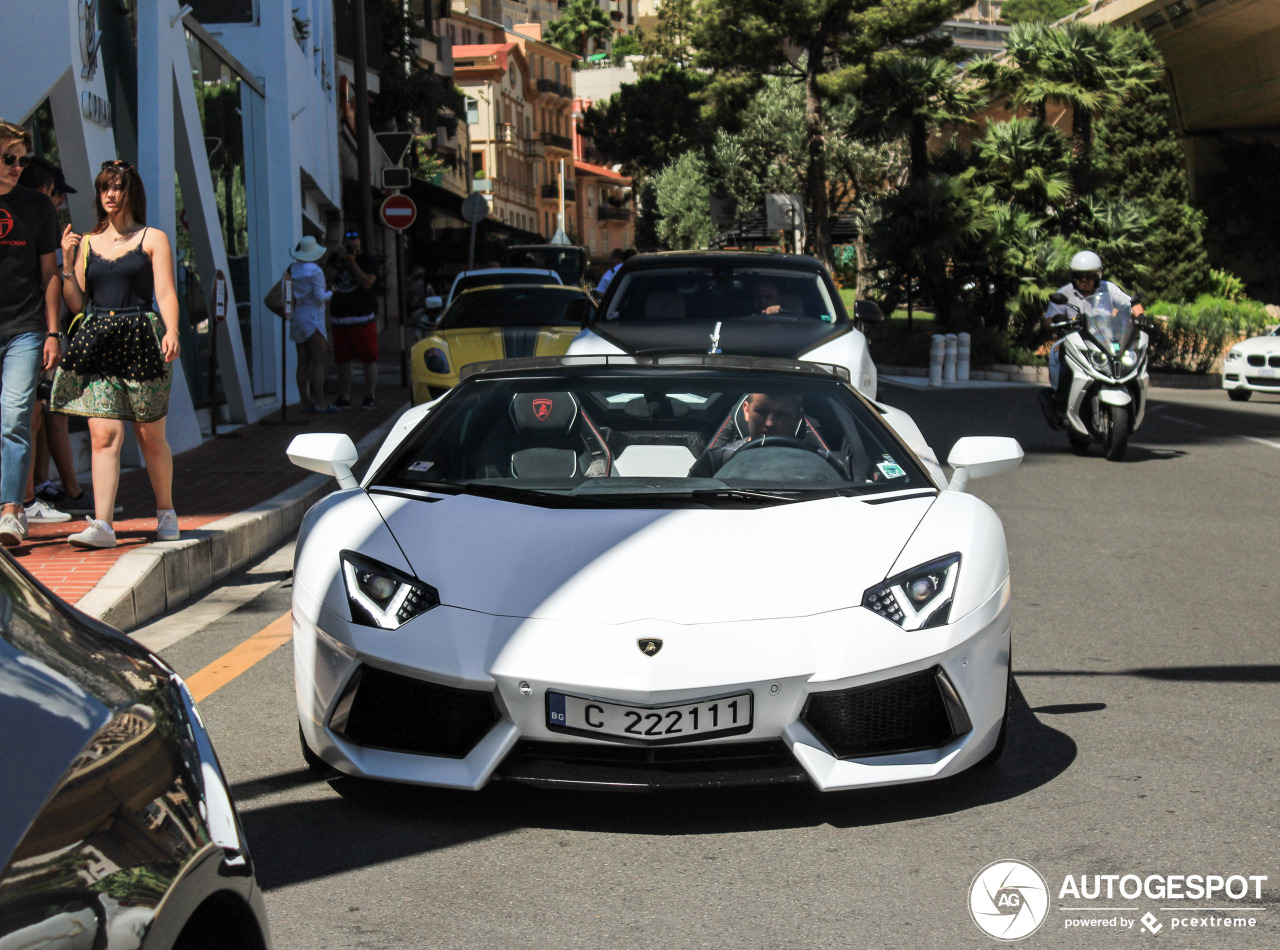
[1147,296,1272,373]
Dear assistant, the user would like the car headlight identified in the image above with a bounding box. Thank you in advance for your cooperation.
[1226,349,1243,362]
[341,551,439,629]
[862,554,960,630]
[424,347,450,374]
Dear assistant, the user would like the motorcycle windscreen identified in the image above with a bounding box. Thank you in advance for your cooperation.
[1086,291,1136,353]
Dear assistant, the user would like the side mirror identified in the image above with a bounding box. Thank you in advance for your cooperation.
[1048,292,1068,305]
[425,295,444,311]
[1130,292,1144,306]
[854,299,885,324]
[946,436,1023,492]
[287,433,360,489]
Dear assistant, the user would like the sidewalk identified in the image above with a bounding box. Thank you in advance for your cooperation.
[6,386,411,631]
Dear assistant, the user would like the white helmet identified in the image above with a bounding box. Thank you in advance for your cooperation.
[1069,250,1102,279]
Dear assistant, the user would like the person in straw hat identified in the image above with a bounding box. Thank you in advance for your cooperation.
[289,235,336,413]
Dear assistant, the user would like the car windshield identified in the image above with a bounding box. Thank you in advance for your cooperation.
[452,271,558,298]
[375,370,930,507]
[438,287,588,330]
[603,265,843,326]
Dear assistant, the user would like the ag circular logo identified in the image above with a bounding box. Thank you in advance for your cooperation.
[969,859,1050,941]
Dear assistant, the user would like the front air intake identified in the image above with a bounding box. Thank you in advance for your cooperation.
[801,666,971,759]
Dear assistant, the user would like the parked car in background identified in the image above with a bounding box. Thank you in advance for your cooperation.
[1222,325,1280,401]
[0,552,270,950]
[410,284,596,404]
[288,355,1023,792]
[427,267,563,313]
[505,244,590,288]
[566,251,880,398]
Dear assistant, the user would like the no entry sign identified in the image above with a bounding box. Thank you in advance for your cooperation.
[380,194,417,231]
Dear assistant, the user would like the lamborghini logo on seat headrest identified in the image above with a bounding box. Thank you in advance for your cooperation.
[532,397,553,421]
[638,638,663,656]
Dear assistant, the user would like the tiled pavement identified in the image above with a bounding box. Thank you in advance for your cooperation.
[6,386,411,604]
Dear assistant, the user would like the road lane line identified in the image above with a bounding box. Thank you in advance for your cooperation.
[1241,435,1280,451]
[185,610,293,703]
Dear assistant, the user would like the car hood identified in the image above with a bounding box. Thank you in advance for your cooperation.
[1233,334,1280,353]
[579,319,849,359]
[436,325,580,362]
[369,491,935,624]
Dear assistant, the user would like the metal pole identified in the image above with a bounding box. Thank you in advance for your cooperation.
[558,158,565,235]
[468,220,477,270]
[353,0,374,244]
[209,322,219,436]
[396,231,408,387]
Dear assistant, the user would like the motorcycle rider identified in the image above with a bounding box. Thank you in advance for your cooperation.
[1043,250,1146,420]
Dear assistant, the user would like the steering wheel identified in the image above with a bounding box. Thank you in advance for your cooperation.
[733,436,849,478]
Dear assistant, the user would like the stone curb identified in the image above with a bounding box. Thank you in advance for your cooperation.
[879,365,1223,389]
[77,406,408,632]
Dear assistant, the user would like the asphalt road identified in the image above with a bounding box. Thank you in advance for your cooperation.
[145,382,1280,950]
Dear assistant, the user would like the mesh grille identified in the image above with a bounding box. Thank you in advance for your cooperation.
[1248,354,1265,366]
[334,666,499,758]
[1245,376,1280,388]
[802,667,964,758]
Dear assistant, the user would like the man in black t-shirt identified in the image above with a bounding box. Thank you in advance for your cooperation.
[327,231,380,409]
[0,120,63,547]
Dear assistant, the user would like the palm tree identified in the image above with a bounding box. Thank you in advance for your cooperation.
[972,21,1162,213]
[546,0,615,61]
[857,55,980,185]
[972,116,1071,215]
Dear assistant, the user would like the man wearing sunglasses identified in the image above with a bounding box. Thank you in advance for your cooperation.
[0,119,63,547]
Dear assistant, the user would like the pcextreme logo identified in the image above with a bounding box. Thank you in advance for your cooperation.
[969,859,1050,941]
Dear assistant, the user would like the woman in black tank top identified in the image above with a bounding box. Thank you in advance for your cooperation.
[50,161,183,549]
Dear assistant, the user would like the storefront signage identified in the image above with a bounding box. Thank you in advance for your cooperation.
[79,0,101,81]
[81,91,112,128]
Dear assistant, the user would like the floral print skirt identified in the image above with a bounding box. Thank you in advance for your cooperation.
[50,308,172,423]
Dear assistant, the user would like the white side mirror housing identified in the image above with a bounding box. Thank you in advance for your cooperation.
[946,436,1023,492]
[426,295,444,310]
[287,433,360,489]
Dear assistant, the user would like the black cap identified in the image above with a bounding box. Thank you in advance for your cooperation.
[52,167,77,195]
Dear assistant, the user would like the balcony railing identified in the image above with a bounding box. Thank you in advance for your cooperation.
[541,131,573,151]
[536,78,574,99]
[541,183,577,201]
[598,206,632,222]
[523,138,544,157]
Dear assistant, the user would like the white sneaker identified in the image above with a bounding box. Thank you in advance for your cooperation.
[68,518,117,549]
[156,509,180,542]
[0,510,27,547]
[24,498,72,523]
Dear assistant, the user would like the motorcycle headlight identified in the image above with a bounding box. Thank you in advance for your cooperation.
[862,554,960,630]
[424,347,450,374]
[341,551,439,629]
[1226,349,1243,362]
[1090,349,1109,368]
[1121,349,1137,368]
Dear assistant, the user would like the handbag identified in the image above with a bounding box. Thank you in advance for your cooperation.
[263,265,292,318]
[66,236,93,339]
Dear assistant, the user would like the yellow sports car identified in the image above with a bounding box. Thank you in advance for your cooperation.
[410,284,595,404]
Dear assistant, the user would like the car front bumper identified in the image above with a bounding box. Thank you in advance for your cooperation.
[293,581,1011,792]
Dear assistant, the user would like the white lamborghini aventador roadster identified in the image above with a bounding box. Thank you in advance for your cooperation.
[287,355,1023,792]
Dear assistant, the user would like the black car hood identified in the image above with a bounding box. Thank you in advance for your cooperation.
[589,317,848,358]
[0,637,110,872]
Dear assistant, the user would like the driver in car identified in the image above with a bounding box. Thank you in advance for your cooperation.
[753,280,784,315]
[688,393,805,477]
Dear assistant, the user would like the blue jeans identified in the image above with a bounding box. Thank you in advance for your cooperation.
[0,331,44,505]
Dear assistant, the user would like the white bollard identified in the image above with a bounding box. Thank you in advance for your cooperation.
[957,332,971,382]
[944,333,958,384]
[929,335,945,386]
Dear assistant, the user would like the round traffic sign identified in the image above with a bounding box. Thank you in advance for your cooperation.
[380,194,417,231]
[461,192,489,224]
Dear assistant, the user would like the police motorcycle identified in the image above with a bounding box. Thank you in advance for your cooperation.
[1039,289,1153,461]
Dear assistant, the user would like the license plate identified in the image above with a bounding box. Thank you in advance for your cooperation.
[1258,367,1277,377]
[546,690,753,744]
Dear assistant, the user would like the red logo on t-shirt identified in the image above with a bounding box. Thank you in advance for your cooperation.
[0,209,13,240]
